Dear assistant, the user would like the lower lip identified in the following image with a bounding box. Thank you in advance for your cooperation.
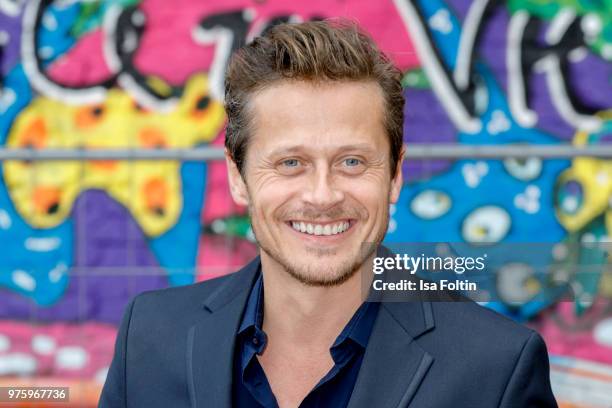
[284,221,356,243]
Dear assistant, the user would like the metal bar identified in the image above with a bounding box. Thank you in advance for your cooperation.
[0,144,610,161]
[403,144,612,159]
[0,147,227,161]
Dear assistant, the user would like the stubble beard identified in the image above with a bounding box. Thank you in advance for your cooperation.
[252,206,390,287]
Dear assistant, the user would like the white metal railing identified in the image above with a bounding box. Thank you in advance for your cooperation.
[0,144,610,161]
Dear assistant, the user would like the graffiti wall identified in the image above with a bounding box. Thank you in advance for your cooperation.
[0,0,611,406]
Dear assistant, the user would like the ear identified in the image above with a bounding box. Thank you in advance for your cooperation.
[225,149,250,207]
[389,146,404,204]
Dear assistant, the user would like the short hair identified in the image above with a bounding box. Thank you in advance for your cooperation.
[224,19,404,178]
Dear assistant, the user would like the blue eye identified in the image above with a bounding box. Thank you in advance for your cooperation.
[345,158,361,166]
[283,159,299,167]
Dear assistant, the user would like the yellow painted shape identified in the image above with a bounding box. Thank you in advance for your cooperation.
[3,74,225,237]
[555,111,612,233]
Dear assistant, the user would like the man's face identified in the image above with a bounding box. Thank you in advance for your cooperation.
[226,80,403,286]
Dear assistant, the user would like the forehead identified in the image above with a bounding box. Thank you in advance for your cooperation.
[248,80,387,153]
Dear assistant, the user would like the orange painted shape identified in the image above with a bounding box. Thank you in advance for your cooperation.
[86,145,118,171]
[90,160,118,171]
[143,178,168,214]
[20,118,48,149]
[138,128,168,149]
[33,186,61,215]
[75,105,105,129]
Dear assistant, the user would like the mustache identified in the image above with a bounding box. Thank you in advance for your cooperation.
[278,205,364,221]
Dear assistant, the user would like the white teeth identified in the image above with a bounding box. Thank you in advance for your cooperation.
[290,221,351,236]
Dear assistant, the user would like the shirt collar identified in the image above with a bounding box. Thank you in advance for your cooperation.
[332,299,379,350]
[238,271,265,336]
[238,269,379,349]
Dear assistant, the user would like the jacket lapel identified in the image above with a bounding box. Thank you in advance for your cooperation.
[186,257,260,408]
[347,301,435,408]
[185,253,436,408]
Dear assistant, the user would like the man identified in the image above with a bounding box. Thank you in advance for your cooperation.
[99,20,558,407]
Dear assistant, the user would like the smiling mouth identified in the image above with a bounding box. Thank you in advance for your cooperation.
[288,220,354,236]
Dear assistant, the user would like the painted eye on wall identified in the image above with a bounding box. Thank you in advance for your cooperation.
[142,177,168,217]
[32,186,61,215]
[19,118,47,149]
[133,101,150,113]
[462,205,511,243]
[496,263,539,306]
[410,190,451,220]
[192,95,212,118]
[503,157,542,181]
[75,105,105,129]
[555,180,583,216]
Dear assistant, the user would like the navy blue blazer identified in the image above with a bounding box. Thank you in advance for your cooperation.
[99,256,558,407]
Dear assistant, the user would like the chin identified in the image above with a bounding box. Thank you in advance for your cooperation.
[286,266,359,287]
[285,252,364,285]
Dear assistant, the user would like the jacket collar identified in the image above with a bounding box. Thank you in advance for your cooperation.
[201,256,261,313]
[347,301,435,408]
[188,255,435,408]
[188,257,260,408]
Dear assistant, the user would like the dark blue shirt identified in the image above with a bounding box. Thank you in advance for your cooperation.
[232,273,379,407]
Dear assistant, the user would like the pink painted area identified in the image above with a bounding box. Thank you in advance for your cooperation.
[47,30,113,86]
[198,132,251,270]
[196,235,257,280]
[0,321,117,379]
[136,0,419,83]
[533,301,612,366]
[202,160,245,222]
[49,1,420,86]
[202,130,247,223]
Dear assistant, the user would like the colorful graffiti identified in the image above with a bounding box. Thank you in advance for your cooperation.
[0,0,611,406]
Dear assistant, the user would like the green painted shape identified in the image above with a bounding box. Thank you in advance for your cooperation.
[402,68,430,89]
[210,215,252,240]
[70,0,142,38]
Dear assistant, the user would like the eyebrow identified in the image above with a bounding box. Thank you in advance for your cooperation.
[268,143,379,157]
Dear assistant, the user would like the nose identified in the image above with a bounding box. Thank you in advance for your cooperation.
[301,165,344,209]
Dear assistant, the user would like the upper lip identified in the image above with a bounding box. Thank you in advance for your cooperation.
[287,219,352,224]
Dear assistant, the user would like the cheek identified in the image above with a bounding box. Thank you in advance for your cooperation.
[248,168,295,197]
[248,177,298,219]
[345,177,391,213]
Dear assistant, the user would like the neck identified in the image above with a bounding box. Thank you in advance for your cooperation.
[260,253,371,350]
